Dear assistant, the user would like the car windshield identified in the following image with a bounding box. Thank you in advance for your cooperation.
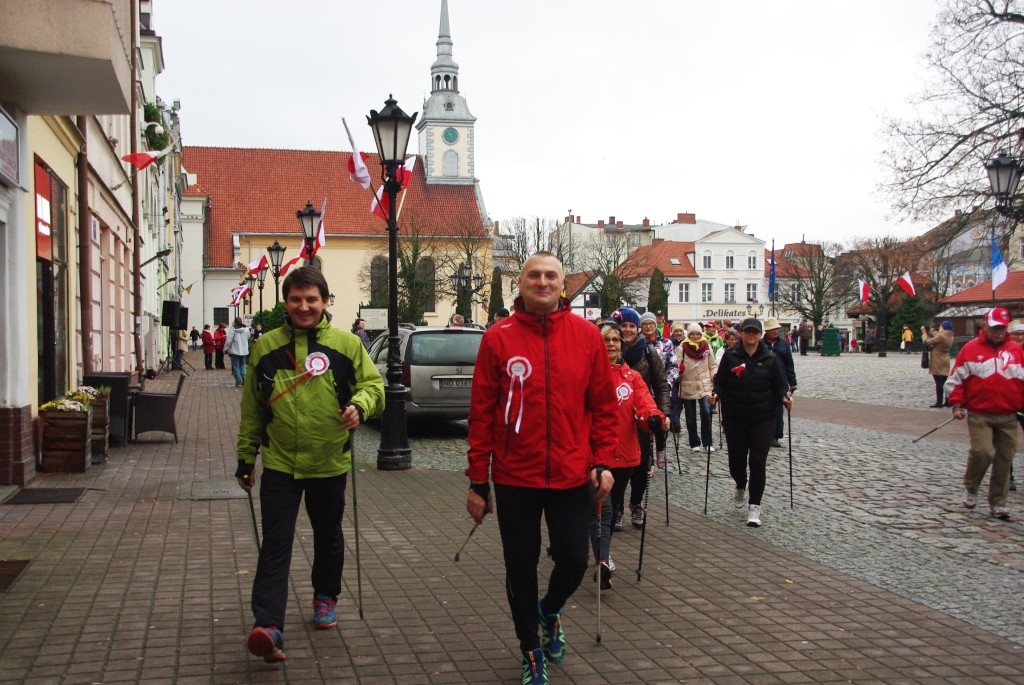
[407,332,482,365]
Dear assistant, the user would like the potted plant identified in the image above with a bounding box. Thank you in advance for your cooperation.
[77,385,112,463]
[39,389,94,472]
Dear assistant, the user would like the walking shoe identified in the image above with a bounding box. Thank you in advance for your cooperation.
[733,488,746,508]
[647,464,656,478]
[1010,476,1017,492]
[747,504,762,527]
[706,445,716,453]
[538,604,566,664]
[247,625,286,663]
[670,422,681,434]
[598,561,613,590]
[612,510,624,532]
[656,449,667,469]
[963,491,977,509]
[312,594,337,629]
[691,445,703,452]
[630,504,645,529]
[770,439,783,448]
[521,647,547,685]
[606,555,616,572]
[993,505,1011,520]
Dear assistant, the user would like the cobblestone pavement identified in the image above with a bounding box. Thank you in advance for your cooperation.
[395,351,1024,646]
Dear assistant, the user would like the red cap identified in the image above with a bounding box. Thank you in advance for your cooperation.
[987,307,1011,327]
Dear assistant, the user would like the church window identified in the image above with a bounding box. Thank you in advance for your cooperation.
[419,257,436,312]
[370,256,388,306]
[443,150,459,177]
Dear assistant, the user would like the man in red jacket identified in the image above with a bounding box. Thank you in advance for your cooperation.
[946,307,1024,520]
[466,252,616,685]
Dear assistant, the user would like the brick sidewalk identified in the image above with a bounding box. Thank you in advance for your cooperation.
[0,359,1022,683]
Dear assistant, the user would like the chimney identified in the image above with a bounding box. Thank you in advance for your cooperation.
[608,216,615,226]
[616,221,623,228]
[675,212,696,224]
[642,218,650,227]
[597,219,605,228]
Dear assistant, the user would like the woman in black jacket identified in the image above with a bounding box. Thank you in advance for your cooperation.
[710,318,792,528]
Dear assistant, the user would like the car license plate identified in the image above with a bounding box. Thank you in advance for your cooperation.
[439,378,472,389]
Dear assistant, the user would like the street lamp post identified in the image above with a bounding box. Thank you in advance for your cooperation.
[876,273,889,358]
[267,240,287,304]
[296,201,321,267]
[368,95,418,471]
[245,274,256,315]
[450,263,484,323]
[256,264,267,314]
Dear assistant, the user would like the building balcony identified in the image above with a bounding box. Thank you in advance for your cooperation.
[0,0,131,115]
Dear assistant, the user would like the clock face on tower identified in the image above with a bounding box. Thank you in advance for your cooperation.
[442,127,459,145]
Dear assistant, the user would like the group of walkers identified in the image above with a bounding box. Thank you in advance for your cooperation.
[227,255,1021,685]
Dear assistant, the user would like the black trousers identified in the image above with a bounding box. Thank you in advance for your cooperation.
[494,483,591,653]
[723,417,774,506]
[251,468,348,631]
[932,374,948,405]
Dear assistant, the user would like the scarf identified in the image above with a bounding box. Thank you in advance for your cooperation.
[621,336,648,368]
[681,337,710,362]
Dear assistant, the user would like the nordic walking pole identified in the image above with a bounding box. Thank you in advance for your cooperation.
[671,422,682,474]
[717,402,723,449]
[454,523,479,562]
[345,411,364,621]
[787,403,794,509]
[246,482,261,551]
[654,421,669,525]
[595,498,602,644]
[704,404,713,515]
[636,443,652,582]
[912,414,960,443]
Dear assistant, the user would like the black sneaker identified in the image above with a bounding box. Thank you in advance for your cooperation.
[630,504,645,529]
[612,510,624,532]
[770,439,783,448]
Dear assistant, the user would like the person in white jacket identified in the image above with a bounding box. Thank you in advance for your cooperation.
[677,323,718,452]
[226,316,251,387]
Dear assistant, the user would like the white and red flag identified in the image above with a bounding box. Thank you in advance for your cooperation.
[370,156,416,220]
[230,284,251,306]
[858,279,870,302]
[343,118,371,189]
[245,249,268,276]
[299,198,327,259]
[121,145,174,171]
[278,254,302,278]
[896,271,916,297]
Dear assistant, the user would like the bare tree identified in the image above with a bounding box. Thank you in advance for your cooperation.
[881,0,1024,239]
[495,215,561,276]
[773,241,847,328]
[577,234,649,317]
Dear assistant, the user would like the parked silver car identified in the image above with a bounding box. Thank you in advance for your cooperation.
[366,325,483,420]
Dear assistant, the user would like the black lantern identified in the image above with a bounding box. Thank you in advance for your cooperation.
[367,95,418,471]
[296,201,321,266]
[450,263,484,322]
[245,274,256,315]
[267,240,287,304]
[255,264,268,314]
[985,151,1024,221]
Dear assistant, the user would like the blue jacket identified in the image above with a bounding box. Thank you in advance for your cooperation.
[766,334,797,387]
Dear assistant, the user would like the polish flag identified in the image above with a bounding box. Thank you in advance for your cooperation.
[370,156,416,220]
[896,271,916,297]
[230,284,251,306]
[858,279,870,302]
[299,199,327,259]
[343,118,371,189]
[245,249,268,276]
[121,145,173,170]
[278,254,302,278]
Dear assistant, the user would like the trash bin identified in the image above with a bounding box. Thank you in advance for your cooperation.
[82,372,133,445]
[820,327,841,356]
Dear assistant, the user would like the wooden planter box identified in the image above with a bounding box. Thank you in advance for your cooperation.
[40,407,92,473]
[90,397,109,463]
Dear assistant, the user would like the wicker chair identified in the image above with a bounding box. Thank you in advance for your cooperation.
[133,373,186,443]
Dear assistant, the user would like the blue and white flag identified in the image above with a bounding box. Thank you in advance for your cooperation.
[992,231,1008,291]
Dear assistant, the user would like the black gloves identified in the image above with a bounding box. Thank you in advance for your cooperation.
[234,461,255,479]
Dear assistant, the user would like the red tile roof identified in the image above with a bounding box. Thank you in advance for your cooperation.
[617,240,698,278]
[182,147,486,268]
[564,271,596,300]
[940,270,1024,304]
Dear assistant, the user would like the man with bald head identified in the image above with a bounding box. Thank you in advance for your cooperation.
[466,252,617,684]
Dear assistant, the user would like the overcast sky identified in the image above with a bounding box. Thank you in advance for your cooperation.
[155,0,944,248]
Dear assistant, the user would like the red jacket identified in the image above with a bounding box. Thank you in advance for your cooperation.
[466,298,617,489]
[945,331,1024,414]
[201,330,215,354]
[608,362,663,468]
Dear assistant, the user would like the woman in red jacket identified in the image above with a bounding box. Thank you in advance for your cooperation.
[592,320,664,588]
[213,322,228,369]
[201,324,215,370]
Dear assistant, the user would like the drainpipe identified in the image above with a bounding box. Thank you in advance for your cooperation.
[130,0,143,377]
[76,116,94,375]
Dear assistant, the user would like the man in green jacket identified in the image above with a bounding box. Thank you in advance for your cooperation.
[236,266,384,663]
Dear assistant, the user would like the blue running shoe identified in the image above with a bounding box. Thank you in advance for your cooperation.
[313,594,337,629]
[521,647,547,684]
[247,625,286,663]
[538,603,566,664]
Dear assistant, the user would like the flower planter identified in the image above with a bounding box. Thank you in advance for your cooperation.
[40,407,92,473]
[90,397,109,463]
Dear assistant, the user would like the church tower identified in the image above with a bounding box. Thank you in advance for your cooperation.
[417,0,476,186]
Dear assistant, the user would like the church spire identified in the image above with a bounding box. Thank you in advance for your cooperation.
[431,0,459,94]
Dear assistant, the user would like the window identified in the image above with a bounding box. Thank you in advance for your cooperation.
[746,283,758,302]
[790,283,800,302]
[678,283,689,303]
[724,283,735,303]
[748,253,758,269]
[702,252,712,269]
[443,150,459,176]
[701,283,713,302]
[628,233,641,247]
[418,257,436,312]
[213,307,229,326]
[725,252,734,270]
[370,256,388,306]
